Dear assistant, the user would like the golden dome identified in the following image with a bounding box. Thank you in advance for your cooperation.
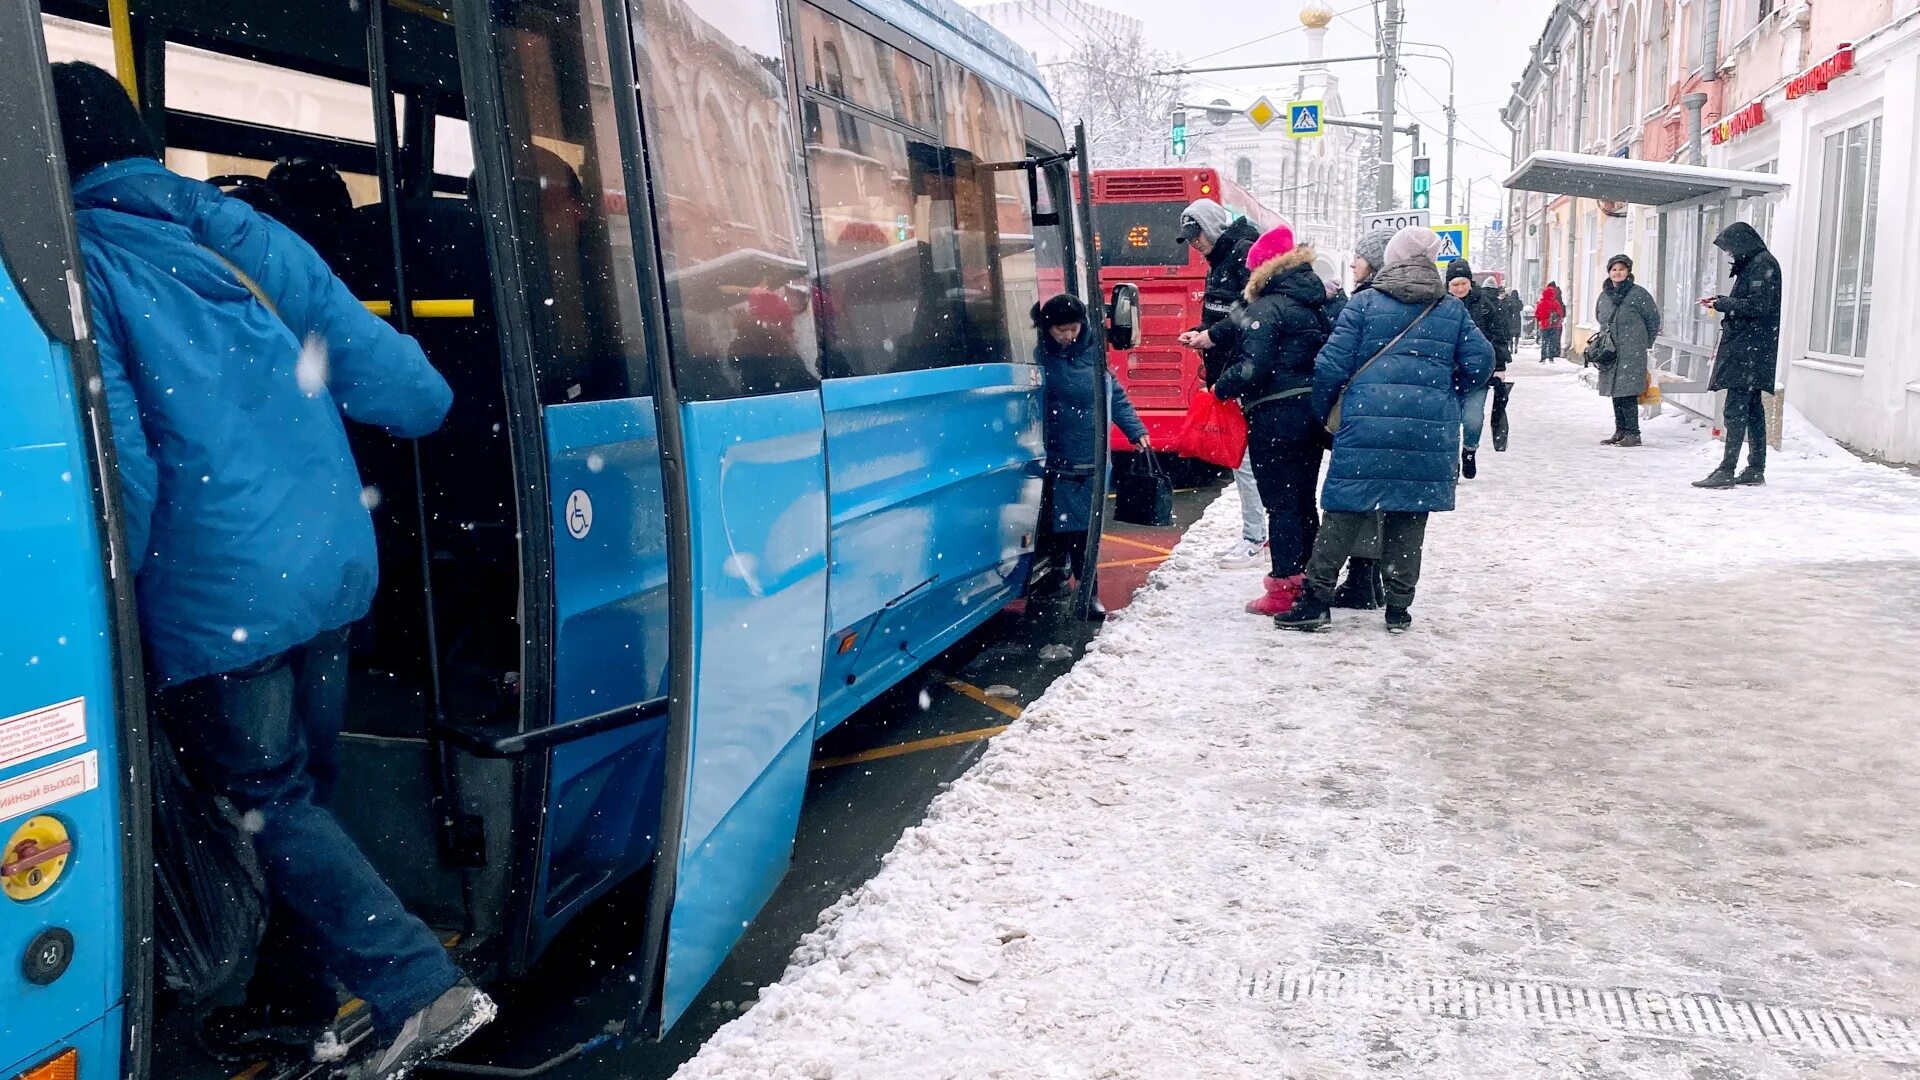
[1299,2,1335,28]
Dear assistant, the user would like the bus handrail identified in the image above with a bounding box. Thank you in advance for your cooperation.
[437,697,669,759]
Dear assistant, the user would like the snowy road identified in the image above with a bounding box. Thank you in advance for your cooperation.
[674,357,1920,1080]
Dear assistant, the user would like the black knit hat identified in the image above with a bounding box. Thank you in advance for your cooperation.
[1607,253,1633,272]
[51,62,159,180]
[1445,258,1474,282]
[1032,293,1088,330]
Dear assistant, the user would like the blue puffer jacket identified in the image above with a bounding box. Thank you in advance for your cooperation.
[1311,262,1494,513]
[76,158,452,685]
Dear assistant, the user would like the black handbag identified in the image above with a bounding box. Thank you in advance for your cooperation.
[1113,449,1174,527]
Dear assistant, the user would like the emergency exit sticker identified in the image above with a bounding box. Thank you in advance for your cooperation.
[0,751,99,824]
[0,697,88,771]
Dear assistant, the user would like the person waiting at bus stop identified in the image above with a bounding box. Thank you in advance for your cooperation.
[1277,226,1495,633]
[1211,222,1332,617]
[1694,222,1781,489]
[1171,197,1265,569]
[1033,294,1150,613]
[52,63,492,1079]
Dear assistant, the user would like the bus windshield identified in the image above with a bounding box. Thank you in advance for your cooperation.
[1094,200,1189,268]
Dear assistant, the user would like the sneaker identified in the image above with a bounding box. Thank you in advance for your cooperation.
[339,981,495,1080]
[1461,449,1478,480]
[198,1003,332,1064]
[1735,468,1766,486]
[1217,538,1269,569]
[1384,607,1412,634]
[1693,468,1738,489]
[1274,590,1332,632]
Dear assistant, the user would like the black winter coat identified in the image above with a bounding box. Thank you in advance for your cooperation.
[1460,286,1512,371]
[1500,291,1524,337]
[1194,218,1261,384]
[1708,222,1781,391]
[1213,246,1330,441]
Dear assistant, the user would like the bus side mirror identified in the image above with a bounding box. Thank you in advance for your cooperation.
[1107,283,1140,351]
[1029,162,1060,227]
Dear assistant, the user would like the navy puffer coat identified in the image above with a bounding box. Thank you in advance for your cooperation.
[1312,262,1495,513]
[1038,326,1148,533]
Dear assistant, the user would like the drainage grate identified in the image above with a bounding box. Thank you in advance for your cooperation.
[1148,961,1920,1062]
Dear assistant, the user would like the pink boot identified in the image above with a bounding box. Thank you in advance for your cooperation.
[1245,574,1303,616]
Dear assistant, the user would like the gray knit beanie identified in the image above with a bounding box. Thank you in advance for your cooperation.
[1353,226,1396,276]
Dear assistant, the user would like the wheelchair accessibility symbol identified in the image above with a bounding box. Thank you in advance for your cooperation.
[565,489,593,539]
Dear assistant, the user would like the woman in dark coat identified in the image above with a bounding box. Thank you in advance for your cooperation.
[1034,294,1149,590]
[1276,226,1494,634]
[1695,222,1781,488]
[1594,254,1661,446]
[1213,223,1331,616]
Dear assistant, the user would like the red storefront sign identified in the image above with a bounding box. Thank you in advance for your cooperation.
[1711,100,1768,145]
[1787,44,1856,99]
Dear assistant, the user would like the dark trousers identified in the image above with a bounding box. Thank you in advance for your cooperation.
[156,628,460,1035]
[1247,411,1324,578]
[1042,528,1089,583]
[1541,327,1562,358]
[1720,388,1768,473]
[1306,511,1430,610]
[1612,395,1641,435]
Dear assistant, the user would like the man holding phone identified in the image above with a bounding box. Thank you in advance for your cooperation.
[1694,223,1782,489]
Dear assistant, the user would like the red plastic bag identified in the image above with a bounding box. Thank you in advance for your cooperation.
[1168,388,1248,468]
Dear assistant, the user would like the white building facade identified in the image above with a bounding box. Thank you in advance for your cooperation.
[1506,0,1920,464]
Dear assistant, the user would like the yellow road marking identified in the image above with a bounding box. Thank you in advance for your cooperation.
[932,673,1026,721]
[812,723,1009,770]
[1101,533,1175,557]
[1097,555,1166,570]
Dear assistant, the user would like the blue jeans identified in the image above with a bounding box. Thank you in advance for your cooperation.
[1462,385,1489,450]
[158,628,460,1035]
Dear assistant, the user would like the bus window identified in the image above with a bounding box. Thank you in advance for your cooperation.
[797,3,934,132]
[493,0,651,405]
[1093,199,1189,267]
[940,64,1029,365]
[803,99,959,377]
[627,0,820,401]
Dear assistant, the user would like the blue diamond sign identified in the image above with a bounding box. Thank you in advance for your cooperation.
[1433,223,1470,264]
[1287,100,1324,139]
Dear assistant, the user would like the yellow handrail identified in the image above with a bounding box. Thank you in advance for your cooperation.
[362,299,477,319]
[107,0,138,107]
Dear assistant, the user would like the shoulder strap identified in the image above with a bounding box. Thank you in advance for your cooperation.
[200,245,284,325]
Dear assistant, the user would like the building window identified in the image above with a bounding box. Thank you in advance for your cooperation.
[1810,117,1881,358]
[1647,4,1669,107]
[1234,157,1252,186]
[1616,10,1640,127]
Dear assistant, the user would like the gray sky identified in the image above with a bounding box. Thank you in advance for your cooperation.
[1096,0,1556,227]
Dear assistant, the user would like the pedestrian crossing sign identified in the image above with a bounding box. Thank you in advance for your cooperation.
[1287,100,1324,139]
[1433,223,1469,264]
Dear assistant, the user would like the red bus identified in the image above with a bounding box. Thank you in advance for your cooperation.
[1088,168,1286,450]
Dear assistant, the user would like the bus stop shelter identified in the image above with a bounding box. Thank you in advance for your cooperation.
[1504,151,1788,408]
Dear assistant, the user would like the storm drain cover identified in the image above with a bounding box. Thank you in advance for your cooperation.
[1149,961,1920,1063]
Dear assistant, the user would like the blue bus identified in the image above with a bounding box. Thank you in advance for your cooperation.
[0,0,1131,1076]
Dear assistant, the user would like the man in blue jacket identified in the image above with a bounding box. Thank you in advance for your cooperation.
[54,63,491,1079]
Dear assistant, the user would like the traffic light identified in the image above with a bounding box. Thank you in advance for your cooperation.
[1411,156,1431,210]
[1171,109,1188,159]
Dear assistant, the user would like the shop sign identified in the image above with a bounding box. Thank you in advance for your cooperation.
[1711,101,1768,145]
[1786,44,1856,99]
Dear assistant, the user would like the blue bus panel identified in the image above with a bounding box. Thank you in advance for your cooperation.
[0,256,127,1080]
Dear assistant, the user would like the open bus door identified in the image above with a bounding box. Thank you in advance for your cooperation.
[0,14,151,1079]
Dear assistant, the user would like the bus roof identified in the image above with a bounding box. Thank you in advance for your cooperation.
[852,0,1054,114]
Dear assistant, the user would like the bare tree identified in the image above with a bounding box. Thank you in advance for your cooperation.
[1046,30,1185,170]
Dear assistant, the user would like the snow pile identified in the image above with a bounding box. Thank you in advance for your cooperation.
[675,361,1920,1080]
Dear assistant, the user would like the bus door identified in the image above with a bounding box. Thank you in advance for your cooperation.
[0,20,149,1080]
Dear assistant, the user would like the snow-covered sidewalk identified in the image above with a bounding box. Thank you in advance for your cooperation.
[677,357,1920,1080]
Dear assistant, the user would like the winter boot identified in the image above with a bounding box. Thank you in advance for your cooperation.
[1600,432,1624,445]
[1616,433,1642,447]
[1245,574,1302,616]
[1693,468,1738,489]
[1274,586,1332,631]
[1735,467,1766,486]
[1461,449,1478,479]
[1332,559,1383,610]
[1384,606,1412,634]
[334,980,494,1080]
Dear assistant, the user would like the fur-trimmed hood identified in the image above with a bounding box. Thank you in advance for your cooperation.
[1244,243,1323,305]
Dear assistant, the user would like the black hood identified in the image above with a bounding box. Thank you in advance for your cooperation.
[1258,261,1329,307]
[1209,217,1261,265]
[1713,221,1769,263]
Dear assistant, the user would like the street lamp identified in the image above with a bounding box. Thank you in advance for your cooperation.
[1399,41,1456,222]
